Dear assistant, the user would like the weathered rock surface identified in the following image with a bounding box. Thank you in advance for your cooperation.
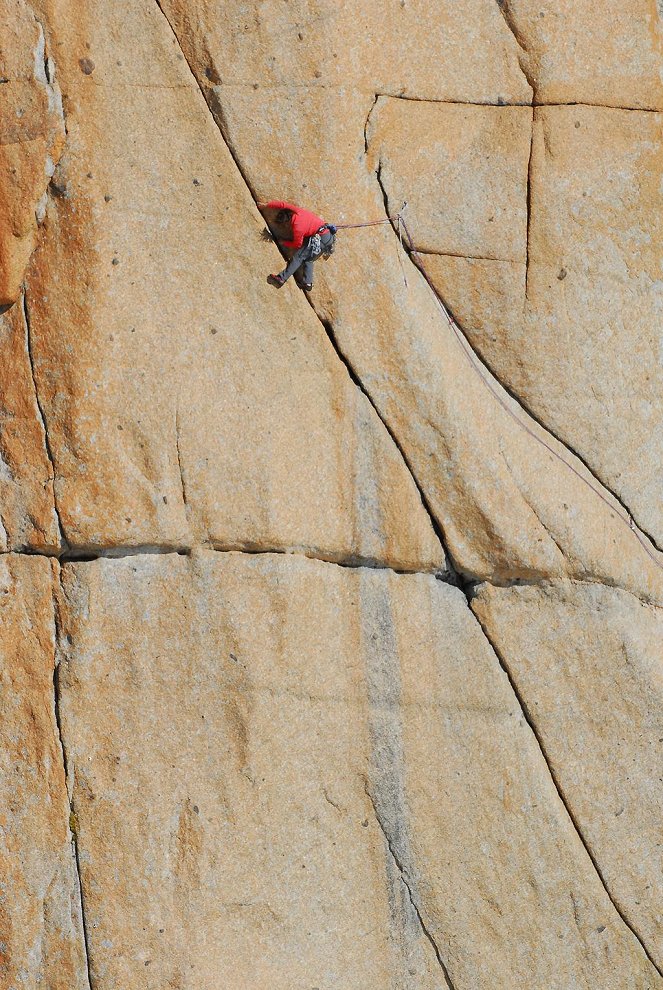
[212,84,663,600]
[0,554,87,988]
[496,0,663,109]
[1,0,661,985]
[0,0,65,305]
[56,551,662,988]
[0,299,60,550]
[22,0,443,570]
[158,0,532,102]
[472,580,663,971]
[394,102,663,544]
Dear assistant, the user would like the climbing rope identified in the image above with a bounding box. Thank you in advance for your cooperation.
[333,215,401,230]
[335,208,663,574]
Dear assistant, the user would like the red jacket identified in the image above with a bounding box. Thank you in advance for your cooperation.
[266,200,326,250]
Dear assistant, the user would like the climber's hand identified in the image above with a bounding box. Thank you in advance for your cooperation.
[260,226,274,242]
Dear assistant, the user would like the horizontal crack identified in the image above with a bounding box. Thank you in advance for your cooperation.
[13,541,448,578]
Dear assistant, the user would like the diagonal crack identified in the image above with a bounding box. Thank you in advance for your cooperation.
[364,785,456,989]
[150,0,450,577]
[50,562,94,988]
[493,0,536,94]
[22,291,67,551]
[469,599,663,978]
[174,403,188,507]
[372,154,663,568]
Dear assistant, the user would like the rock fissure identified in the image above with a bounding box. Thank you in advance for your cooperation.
[363,93,380,153]
[492,0,536,94]
[14,540,446,577]
[153,1,259,201]
[21,291,67,551]
[174,404,188,507]
[524,113,534,301]
[365,785,456,989]
[409,247,522,264]
[50,568,93,989]
[309,311,454,574]
[371,155,663,571]
[150,0,448,570]
[469,603,663,979]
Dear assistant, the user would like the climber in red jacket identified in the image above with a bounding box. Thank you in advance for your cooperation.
[259,199,336,291]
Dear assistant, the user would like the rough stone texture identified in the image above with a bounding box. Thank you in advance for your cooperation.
[373,100,663,548]
[1,0,662,985]
[212,84,663,600]
[497,0,663,109]
[0,299,60,551]
[472,581,663,971]
[0,0,65,305]
[158,0,532,102]
[0,554,87,988]
[372,99,532,261]
[22,0,443,570]
[57,551,661,989]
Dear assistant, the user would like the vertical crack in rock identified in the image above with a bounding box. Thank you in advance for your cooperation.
[22,291,67,551]
[469,602,663,978]
[524,112,534,301]
[151,0,452,576]
[363,93,380,153]
[365,785,456,989]
[50,565,94,989]
[371,153,663,563]
[174,404,188,507]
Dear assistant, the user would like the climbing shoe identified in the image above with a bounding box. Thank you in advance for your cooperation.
[302,283,313,292]
[267,273,285,288]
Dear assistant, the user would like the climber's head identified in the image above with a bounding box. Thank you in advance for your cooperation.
[275,208,293,225]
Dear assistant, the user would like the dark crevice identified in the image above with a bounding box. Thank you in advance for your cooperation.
[311,308,454,576]
[412,247,522,264]
[365,785,456,989]
[22,291,67,552]
[153,0,260,201]
[59,541,449,579]
[51,569,94,989]
[378,91,532,107]
[469,603,663,978]
[174,404,188,507]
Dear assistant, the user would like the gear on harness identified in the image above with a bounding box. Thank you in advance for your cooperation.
[309,224,337,259]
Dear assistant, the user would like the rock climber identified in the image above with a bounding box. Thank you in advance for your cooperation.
[259,199,336,292]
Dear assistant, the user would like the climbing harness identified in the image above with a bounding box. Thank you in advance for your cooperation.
[333,207,663,574]
[310,224,337,258]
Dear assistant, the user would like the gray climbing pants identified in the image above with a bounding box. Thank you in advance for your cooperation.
[278,231,334,286]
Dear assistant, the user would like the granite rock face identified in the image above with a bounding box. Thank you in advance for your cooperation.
[56,552,661,989]
[0,554,87,989]
[2,0,662,986]
[0,0,65,305]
